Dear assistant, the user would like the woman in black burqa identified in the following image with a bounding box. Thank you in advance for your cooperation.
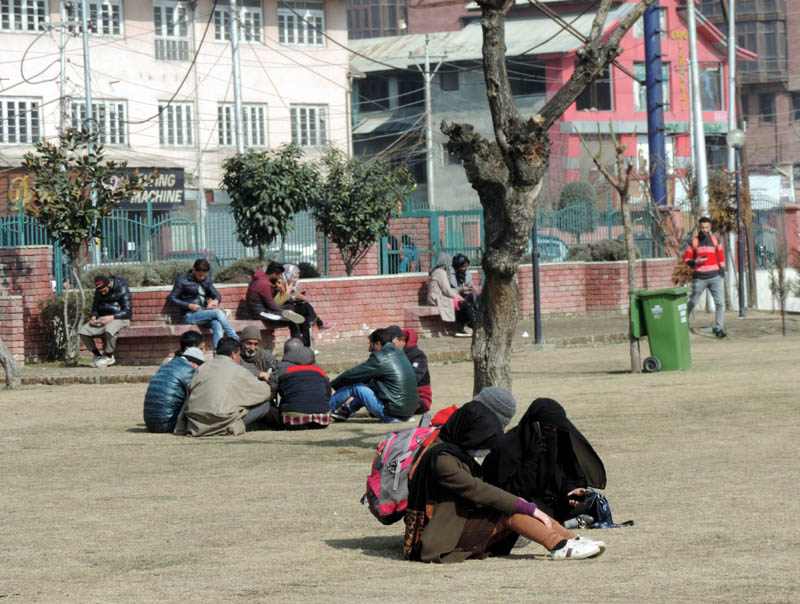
[404,392,605,563]
[482,397,606,524]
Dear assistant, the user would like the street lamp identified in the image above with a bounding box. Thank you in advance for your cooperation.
[726,128,746,317]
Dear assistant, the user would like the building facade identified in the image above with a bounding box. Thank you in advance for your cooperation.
[1,0,350,224]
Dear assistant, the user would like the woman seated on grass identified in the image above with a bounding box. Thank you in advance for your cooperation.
[482,397,606,526]
[403,388,605,563]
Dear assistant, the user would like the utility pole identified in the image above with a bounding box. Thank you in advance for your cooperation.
[410,35,445,209]
[644,2,667,210]
[59,2,68,135]
[79,0,100,264]
[726,0,739,308]
[191,1,207,249]
[230,0,244,154]
[687,0,709,211]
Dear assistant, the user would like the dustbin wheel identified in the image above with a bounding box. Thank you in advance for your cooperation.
[643,356,661,373]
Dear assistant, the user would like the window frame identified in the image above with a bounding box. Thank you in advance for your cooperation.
[290,104,328,147]
[0,96,42,145]
[214,1,263,43]
[0,0,48,33]
[439,70,459,92]
[698,62,723,112]
[70,99,128,146]
[75,0,123,37]
[158,101,195,146]
[633,62,670,113]
[154,0,191,61]
[758,92,775,123]
[217,102,268,148]
[792,92,800,122]
[576,66,613,111]
[278,1,325,47]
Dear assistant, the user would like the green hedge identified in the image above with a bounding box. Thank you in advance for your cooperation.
[38,293,93,362]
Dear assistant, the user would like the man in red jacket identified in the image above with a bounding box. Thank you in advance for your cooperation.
[683,216,727,339]
[245,262,306,342]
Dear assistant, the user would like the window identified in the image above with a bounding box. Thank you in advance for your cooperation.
[0,0,47,33]
[290,104,327,146]
[358,78,389,112]
[741,94,750,121]
[634,62,670,112]
[440,71,459,92]
[397,74,423,107]
[218,103,267,147]
[74,0,122,36]
[699,63,722,111]
[278,1,325,47]
[737,21,757,73]
[576,67,612,111]
[158,102,194,146]
[759,93,774,123]
[70,100,127,145]
[154,1,190,61]
[698,0,722,18]
[758,21,782,73]
[347,0,406,39]
[0,97,41,144]
[633,7,666,38]
[214,0,262,43]
[509,61,545,97]
[792,93,800,121]
[441,143,460,166]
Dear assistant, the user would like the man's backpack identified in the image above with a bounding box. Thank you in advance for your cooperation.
[361,417,439,525]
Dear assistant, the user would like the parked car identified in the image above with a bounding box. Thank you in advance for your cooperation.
[527,234,569,262]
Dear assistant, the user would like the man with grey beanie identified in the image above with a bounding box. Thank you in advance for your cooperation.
[473,386,517,427]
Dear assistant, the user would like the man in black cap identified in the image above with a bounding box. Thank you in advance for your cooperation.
[78,274,132,367]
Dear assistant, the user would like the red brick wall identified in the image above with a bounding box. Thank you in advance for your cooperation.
[0,295,24,363]
[0,246,53,361]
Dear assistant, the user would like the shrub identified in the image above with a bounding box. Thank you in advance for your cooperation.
[567,245,592,262]
[38,293,93,361]
[81,264,146,289]
[590,239,629,261]
[558,181,597,208]
[142,261,193,286]
[215,257,264,283]
[298,262,320,279]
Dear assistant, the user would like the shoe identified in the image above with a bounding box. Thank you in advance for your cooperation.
[331,403,353,422]
[318,321,336,330]
[282,309,305,324]
[104,355,116,367]
[454,331,471,338]
[713,328,728,339]
[549,538,602,560]
[93,355,112,368]
[563,514,594,530]
[574,535,606,555]
[90,355,104,368]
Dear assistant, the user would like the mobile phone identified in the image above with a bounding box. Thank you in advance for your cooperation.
[569,492,586,502]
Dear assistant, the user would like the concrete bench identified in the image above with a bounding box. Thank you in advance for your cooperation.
[403,305,454,336]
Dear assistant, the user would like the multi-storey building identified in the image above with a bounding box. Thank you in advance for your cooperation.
[1,0,350,224]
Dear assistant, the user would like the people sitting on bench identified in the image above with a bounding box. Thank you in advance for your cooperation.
[79,274,132,368]
[427,252,474,338]
[245,262,308,344]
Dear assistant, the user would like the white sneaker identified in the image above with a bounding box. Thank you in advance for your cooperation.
[574,535,606,555]
[103,355,116,367]
[90,355,103,368]
[454,331,471,338]
[282,309,305,324]
[93,355,110,368]
[549,538,602,560]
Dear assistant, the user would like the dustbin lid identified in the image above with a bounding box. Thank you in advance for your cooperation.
[635,286,691,298]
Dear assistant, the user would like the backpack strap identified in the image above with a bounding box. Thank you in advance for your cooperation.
[407,431,440,481]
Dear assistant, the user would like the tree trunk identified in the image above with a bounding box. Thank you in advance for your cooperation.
[0,337,20,389]
[471,269,518,392]
[63,263,84,367]
[621,190,641,373]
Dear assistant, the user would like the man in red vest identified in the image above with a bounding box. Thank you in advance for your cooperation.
[683,216,727,339]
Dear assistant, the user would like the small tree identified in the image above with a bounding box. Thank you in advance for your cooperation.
[312,147,415,276]
[0,337,20,389]
[221,145,319,260]
[22,127,147,366]
[769,234,792,336]
[578,124,641,373]
[557,181,598,244]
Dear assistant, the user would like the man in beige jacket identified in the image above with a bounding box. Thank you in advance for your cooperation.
[174,337,273,436]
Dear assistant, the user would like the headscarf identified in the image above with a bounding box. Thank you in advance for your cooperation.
[430,251,452,276]
[451,253,470,286]
[482,398,606,502]
[407,401,505,511]
[402,328,419,348]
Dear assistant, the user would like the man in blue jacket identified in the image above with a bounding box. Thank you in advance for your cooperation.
[78,274,132,368]
[142,346,205,433]
[168,258,238,351]
[329,328,418,423]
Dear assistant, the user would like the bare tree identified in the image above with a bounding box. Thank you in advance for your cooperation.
[578,124,641,372]
[442,0,655,391]
[769,234,792,336]
[0,337,20,389]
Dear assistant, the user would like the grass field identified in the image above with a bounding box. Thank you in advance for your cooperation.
[2,333,798,603]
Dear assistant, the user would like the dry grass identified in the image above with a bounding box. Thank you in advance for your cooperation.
[2,333,799,603]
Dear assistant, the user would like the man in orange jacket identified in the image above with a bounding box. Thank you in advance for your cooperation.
[683,216,727,339]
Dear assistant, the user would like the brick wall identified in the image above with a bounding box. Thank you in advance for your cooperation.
[0,295,24,363]
[0,246,53,361]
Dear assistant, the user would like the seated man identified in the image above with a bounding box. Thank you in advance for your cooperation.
[168,258,238,352]
[397,327,432,414]
[238,325,279,395]
[267,337,331,430]
[245,262,306,344]
[78,275,132,368]
[174,337,273,437]
[143,346,205,433]
[329,327,419,423]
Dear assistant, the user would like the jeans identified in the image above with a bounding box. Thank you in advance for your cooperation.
[183,308,238,351]
[687,274,725,331]
[329,384,404,423]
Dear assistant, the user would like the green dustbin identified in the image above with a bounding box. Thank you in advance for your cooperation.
[633,286,692,372]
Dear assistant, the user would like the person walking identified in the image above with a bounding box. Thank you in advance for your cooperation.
[683,217,727,339]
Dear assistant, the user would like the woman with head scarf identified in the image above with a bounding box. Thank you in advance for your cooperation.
[404,388,604,562]
[449,253,479,329]
[273,263,335,346]
[400,328,432,413]
[482,397,606,524]
[426,251,473,337]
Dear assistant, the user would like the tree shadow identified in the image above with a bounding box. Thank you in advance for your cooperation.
[324,536,403,560]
